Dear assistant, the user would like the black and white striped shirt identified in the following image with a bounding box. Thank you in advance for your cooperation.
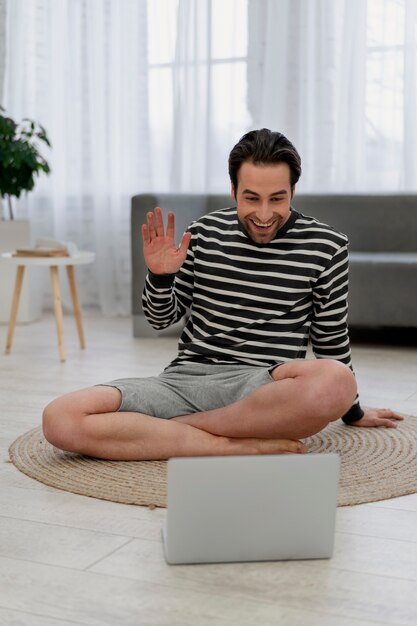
[142,206,363,423]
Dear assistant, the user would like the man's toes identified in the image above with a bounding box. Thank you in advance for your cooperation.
[288,439,308,454]
[266,438,307,454]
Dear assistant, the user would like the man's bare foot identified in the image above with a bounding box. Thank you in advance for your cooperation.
[230,437,308,455]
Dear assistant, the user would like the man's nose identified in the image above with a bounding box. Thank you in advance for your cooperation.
[256,203,273,221]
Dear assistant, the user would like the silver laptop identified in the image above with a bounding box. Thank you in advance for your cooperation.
[162,453,340,564]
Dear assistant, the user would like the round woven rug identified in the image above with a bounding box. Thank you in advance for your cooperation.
[8,416,417,507]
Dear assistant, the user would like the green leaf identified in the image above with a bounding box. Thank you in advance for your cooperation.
[0,109,51,210]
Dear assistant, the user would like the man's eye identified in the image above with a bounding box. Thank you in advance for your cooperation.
[271,197,284,202]
[245,196,258,202]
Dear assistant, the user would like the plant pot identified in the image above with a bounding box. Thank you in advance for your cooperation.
[0,220,43,324]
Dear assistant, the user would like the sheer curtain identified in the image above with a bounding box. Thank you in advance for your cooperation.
[148,0,249,193]
[248,0,417,192]
[2,0,249,314]
[0,0,5,103]
[3,0,150,315]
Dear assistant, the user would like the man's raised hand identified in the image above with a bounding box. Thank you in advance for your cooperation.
[142,207,192,275]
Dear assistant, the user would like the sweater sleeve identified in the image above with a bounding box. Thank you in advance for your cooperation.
[141,231,196,330]
[310,243,364,424]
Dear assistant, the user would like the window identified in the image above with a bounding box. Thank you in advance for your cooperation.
[366,0,417,188]
[147,0,249,191]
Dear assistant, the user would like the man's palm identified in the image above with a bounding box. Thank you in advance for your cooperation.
[142,207,191,275]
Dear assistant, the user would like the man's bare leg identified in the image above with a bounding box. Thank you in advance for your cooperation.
[43,358,355,461]
[42,387,306,460]
[174,359,357,440]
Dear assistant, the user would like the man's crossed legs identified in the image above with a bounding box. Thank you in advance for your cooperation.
[42,359,357,460]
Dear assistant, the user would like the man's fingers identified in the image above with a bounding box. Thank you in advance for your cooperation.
[147,207,176,240]
[379,409,404,421]
[178,231,192,257]
[166,212,175,239]
[147,211,157,239]
[371,417,398,428]
[142,223,150,245]
[154,207,165,237]
[359,416,404,428]
[387,412,404,421]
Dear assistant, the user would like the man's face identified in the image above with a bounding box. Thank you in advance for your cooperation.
[232,161,294,244]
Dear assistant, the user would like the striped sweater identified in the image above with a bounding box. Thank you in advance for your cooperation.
[142,206,363,423]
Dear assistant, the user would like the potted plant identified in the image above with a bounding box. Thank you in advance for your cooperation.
[0,105,51,220]
[0,107,51,322]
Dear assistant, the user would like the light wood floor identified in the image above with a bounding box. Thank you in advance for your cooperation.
[0,313,417,626]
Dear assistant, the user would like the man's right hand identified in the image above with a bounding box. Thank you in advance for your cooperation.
[142,207,192,275]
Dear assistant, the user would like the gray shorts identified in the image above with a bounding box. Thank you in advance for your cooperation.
[98,362,283,419]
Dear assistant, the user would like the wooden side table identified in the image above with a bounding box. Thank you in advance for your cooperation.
[0,251,95,361]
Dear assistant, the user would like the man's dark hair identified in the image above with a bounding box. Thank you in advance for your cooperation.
[228,128,302,194]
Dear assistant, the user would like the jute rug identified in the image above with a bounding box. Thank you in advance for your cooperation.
[8,416,417,508]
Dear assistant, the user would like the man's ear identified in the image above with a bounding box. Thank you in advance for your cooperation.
[231,183,236,199]
[290,185,296,201]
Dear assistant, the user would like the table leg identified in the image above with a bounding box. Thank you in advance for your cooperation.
[5,265,26,354]
[66,265,86,349]
[50,266,66,362]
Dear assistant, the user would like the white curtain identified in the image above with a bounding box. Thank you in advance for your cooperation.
[248,0,417,192]
[148,0,249,193]
[0,0,5,104]
[3,0,150,315]
[2,0,249,314]
[170,0,212,191]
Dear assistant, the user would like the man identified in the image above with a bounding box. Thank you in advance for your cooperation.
[43,129,403,460]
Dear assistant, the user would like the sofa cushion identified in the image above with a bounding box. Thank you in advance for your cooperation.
[348,252,417,327]
[293,195,417,252]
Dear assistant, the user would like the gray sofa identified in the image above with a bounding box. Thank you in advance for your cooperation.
[131,193,417,336]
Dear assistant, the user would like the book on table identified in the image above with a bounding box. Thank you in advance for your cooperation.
[12,238,78,258]
[13,248,69,258]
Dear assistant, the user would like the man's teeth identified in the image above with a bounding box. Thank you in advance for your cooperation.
[252,220,274,228]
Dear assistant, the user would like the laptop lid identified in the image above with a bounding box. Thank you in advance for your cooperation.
[162,453,340,565]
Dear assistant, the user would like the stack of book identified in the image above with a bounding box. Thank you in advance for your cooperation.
[13,248,69,258]
[12,238,77,258]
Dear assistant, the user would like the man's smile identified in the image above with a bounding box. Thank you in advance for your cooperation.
[245,216,282,240]
[250,219,275,228]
